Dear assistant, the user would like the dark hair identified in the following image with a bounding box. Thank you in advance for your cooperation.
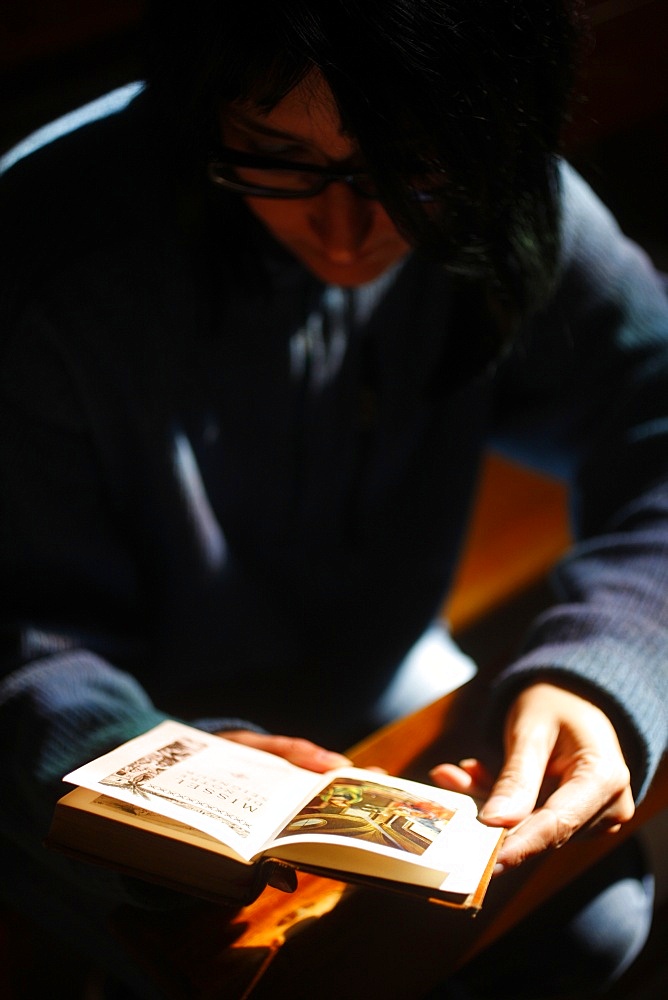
[145,1,580,322]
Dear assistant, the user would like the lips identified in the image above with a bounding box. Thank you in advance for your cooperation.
[293,241,409,286]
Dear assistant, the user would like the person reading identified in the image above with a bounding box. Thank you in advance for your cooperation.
[1,2,667,997]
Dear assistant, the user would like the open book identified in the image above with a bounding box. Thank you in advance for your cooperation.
[47,720,505,911]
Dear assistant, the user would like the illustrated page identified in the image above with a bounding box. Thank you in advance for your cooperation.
[265,768,502,893]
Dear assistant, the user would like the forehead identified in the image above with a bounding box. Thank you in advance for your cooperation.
[226,71,356,157]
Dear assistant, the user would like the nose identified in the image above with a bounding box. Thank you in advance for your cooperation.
[308,181,375,261]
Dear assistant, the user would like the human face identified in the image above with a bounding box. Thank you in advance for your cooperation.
[218,73,411,287]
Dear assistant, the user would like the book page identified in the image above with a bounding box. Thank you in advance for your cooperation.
[63,721,325,861]
[265,767,501,892]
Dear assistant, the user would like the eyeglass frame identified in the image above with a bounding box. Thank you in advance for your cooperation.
[207,145,438,202]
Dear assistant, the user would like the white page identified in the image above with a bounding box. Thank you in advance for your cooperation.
[64,721,325,861]
[431,813,503,894]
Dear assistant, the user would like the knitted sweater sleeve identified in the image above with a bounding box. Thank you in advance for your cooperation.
[490,164,668,800]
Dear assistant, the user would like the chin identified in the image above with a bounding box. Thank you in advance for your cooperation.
[298,251,406,288]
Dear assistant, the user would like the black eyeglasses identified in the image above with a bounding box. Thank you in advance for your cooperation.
[207,146,439,202]
[207,146,378,199]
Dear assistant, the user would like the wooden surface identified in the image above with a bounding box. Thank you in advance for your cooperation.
[446,453,571,633]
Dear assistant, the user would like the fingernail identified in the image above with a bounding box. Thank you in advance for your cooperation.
[319,750,351,767]
[479,796,514,820]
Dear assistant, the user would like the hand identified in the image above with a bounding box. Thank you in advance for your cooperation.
[220,729,352,773]
[429,682,635,871]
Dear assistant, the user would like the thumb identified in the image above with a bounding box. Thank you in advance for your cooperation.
[478,741,550,826]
